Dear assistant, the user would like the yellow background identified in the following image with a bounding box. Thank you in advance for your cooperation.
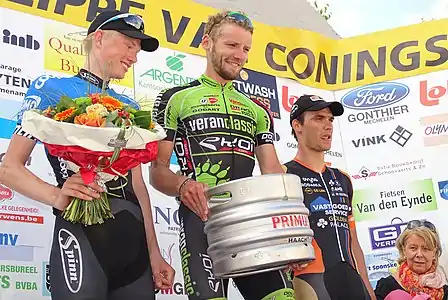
[1,0,447,90]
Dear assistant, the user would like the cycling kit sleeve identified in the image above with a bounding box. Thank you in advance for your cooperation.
[15,70,155,300]
[153,74,294,300]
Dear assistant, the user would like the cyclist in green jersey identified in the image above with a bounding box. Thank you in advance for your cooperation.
[150,10,306,300]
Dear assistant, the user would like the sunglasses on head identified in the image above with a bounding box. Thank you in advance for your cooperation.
[96,13,145,33]
[207,11,254,35]
[406,219,437,233]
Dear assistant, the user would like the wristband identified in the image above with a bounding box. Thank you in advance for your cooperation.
[178,178,192,196]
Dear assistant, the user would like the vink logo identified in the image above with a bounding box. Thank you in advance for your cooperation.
[2,29,40,50]
[369,218,407,250]
[438,181,448,200]
[58,229,82,293]
[352,135,386,148]
[341,82,410,110]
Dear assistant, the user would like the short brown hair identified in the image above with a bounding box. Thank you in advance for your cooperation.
[396,226,441,266]
[203,10,254,40]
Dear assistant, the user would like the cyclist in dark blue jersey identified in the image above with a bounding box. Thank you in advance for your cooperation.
[283,95,375,300]
[0,10,174,300]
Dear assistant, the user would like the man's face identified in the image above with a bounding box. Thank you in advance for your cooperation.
[206,23,252,80]
[97,31,141,79]
[293,107,335,152]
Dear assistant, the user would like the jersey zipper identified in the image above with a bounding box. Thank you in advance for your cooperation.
[319,173,345,262]
[221,86,235,181]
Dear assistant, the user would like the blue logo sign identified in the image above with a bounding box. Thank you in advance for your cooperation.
[341,82,409,110]
[438,181,448,200]
[233,68,281,119]
[369,221,407,250]
[310,196,330,213]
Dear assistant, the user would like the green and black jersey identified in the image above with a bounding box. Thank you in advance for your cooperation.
[152,74,295,300]
[152,74,275,187]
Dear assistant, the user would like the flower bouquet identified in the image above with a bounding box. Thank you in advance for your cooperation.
[21,93,166,225]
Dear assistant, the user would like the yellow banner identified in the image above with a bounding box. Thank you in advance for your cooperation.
[1,0,447,90]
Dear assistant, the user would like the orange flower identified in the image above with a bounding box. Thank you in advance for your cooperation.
[99,96,123,111]
[74,113,106,127]
[54,107,76,121]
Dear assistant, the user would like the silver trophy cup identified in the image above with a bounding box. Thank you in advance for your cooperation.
[204,173,315,279]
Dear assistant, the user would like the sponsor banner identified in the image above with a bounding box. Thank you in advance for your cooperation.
[353,179,438,222]
[420,113,448,147]
[418,70,448,108]
[365,251,399,289]
[1,1,447,90]
[133,47,204,110]
[368,217,408,251]
[0,9,44,82]
[234,68,281,119]
[0,262,44,295]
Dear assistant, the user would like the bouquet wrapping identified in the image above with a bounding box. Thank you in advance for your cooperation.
[21,94,166,225]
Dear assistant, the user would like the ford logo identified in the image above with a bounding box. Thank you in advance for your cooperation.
[341,82,409,110]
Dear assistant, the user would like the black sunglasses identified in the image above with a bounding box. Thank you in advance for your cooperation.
[406,220,437,233]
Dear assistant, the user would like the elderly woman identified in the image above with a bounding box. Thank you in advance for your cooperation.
[375,220,448,300]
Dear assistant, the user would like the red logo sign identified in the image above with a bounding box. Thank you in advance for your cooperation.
[352,167,378,180]
[272,214,309,229]
[209,97,218,104]
[0,185,13,201]
[281,85,299,113]
[420,80,447,106]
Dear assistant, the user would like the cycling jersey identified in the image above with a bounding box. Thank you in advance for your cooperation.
[283,159,370,300]
[153,74,295,300]
[15,69,154,300]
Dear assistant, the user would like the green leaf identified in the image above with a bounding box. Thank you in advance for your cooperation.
[74,96,92,106]
[133,110,152,129]
[56,96,77,112]
[176,54,186,59]
[106,110,119,122]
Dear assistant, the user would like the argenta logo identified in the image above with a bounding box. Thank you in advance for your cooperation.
[58,229,82,293]
[341,82,410,110]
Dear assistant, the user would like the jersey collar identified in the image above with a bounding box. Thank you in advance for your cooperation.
[198,74,234,91]
[76,69,110,89]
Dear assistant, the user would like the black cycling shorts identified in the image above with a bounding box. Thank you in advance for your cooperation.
[178,203,295,300]
[48,198,155,300]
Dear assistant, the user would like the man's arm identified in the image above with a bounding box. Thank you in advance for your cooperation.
[255,144,283,174]
[150,88,208,220]
[0,135,61,207]
[149,141,187,197]
[132,165,161,253]
[252,98,283,175]
[343,170,376,300]
[350,221,377,300]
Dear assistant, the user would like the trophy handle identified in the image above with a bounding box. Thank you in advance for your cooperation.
[205,182,233,209]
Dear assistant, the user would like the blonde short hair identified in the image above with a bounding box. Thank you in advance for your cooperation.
[82,30,118,53]
[396,226,441,266]
[203,10,254,40]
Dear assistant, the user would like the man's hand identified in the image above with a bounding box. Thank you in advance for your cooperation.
[288,262,309,273]
[150,252,175,290]
[54,173,103,211]
[179,179,209,221]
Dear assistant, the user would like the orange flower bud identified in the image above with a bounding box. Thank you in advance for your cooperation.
[74,113,106,127]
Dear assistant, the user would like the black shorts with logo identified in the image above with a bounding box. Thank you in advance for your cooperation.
[48,198,154,300]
